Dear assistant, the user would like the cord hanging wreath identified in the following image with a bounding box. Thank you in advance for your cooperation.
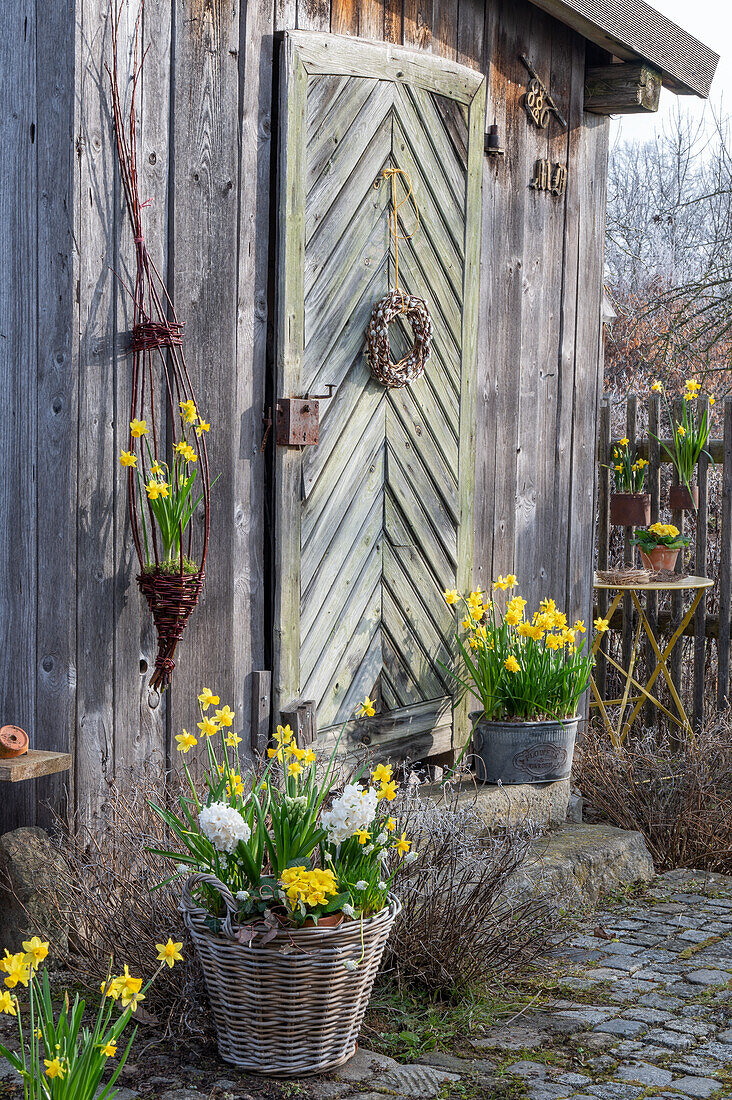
[366,169,433,389]
[108,6,211,692]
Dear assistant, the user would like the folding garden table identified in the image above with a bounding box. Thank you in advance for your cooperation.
[590,575,713,747]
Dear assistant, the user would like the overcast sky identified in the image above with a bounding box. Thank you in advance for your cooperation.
[613,0,730,145]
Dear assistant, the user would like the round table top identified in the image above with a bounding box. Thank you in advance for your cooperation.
[593,574,713,592]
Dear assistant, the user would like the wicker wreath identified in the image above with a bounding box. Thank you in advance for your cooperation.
[366,289,433,388]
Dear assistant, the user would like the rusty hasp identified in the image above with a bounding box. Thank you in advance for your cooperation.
[275,385,334,447]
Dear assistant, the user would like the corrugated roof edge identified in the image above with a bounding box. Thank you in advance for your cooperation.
[527,0,719,98]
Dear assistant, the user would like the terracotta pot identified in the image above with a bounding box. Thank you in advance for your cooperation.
[275,910,345,930]
[640,547,680,571]
[0,725,29,758]
[610,492,651,527]
[669,484,698,511]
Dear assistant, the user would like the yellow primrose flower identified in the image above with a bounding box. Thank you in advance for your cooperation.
[386,816,396,832]
[377,780,398,802]
[175,729,197,753]
[493,574,517,590]
[146,480,169,500]
[197,716,219,737]
[355,829,371,844]
[179,399,198,424]
[156,939,184,968]
[198,688,220,709]
[594,617,609,633]
[130,418,148,438]
[119,450,137,468]
[44,1057,66,1080]
[358,696,376,718]
[0,991,16,1016]
[394,833,411,856]
[504,655,521,672]
[196,420,210,435]
[651,381,663,392]
[372,762,393,785]
[443,589,459,604]
[22,937,49,969]
[101,1040,117,1057]
[214,705,235,727]
[225,732,242,747]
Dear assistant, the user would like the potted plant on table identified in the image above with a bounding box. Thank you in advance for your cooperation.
[651,378,713,511]
[149,691,412,1077]
[631,522,689,572]
[442,581,593,785]
[608,437,651,526]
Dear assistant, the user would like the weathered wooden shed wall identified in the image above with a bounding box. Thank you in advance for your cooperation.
[0,0,609,832]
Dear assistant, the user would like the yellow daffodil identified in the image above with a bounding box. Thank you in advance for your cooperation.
[677,424,686,437]
[214,704,235,727]
[651,381,663,392]
[0,991,16,1016]
[179,400,198,424]
[119,450,137,468]
[594,617,609,633]
[225,732,242,747]
[377,780,398,802]
[443,589,459,604]
[198,688,220,709]
[115,965,144,1010]
[267,746,284,762]
[505,608,522,626]
[274,723,293,744]
[508,596,527,613]
[196,420,210,435]
[614,464,623,472]
[619,437,629,446]
[174,440,197,463]
[355,829,371,844]
[226,772,244,798]
[504,655,521,672]
[358,695,376,717]
[372,762,393,785]
[175,729,197,753]
[289,745,306,761]
[130,418,148,438]
[493,574,517,590]
[146,480,169,500]
[288,759,302,777]
[573,620,586,633]
[545,634,563,650]
[101,1040,117,1057]
[394,833,411,856]
[22,937,49,969]
[44,1057,66,1080]
[197,716,219,738]
[461,616,472,629]
[304,748,316,764]
[156,939,184,968]
[386,816,396,832]
[1,951,29,989]
[710,395,716,406]
[150,461,164,476]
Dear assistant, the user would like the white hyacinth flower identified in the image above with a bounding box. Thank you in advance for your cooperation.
[403,850,418,864]
[198,802,251,854]
[342,903,356,918]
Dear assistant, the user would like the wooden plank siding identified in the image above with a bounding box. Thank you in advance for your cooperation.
[0,0,610,831]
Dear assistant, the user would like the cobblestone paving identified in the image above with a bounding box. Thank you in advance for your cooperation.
[432,867,732,1100]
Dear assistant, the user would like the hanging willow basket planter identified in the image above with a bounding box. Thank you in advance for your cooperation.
[108,13,211,691]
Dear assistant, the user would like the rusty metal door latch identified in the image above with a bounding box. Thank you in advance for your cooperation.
[270,384,335,447]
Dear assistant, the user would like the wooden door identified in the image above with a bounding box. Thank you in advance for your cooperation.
[274,31,485,760]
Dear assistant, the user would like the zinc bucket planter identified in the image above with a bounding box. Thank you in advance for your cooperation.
[669,484,698,511]
[470,713,580,785]
[180,872,400,1076]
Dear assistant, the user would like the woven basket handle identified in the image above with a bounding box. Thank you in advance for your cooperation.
[179,871,239,940]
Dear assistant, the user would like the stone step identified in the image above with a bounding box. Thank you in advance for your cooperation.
[421,774,571,829]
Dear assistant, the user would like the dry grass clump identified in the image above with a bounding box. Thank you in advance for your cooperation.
[575,719,732,873]
[44,764,207,1040]
[382,794,557,998]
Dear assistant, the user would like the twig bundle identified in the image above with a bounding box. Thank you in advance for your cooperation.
[107,4,210,690]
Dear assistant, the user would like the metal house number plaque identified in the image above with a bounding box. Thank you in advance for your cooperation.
[530,158,567,197]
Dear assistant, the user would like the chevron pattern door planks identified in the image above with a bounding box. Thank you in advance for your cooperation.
[274,32,485,759]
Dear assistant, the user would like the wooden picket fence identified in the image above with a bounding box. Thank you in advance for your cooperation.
[596,393,732,730]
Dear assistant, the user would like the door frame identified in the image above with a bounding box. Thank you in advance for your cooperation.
[273,30,486,755]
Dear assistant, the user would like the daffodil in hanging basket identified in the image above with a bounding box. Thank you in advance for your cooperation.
[149,690,413,1076]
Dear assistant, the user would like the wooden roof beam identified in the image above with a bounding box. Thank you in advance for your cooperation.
[585,62,662,115]
[526,0,718,99]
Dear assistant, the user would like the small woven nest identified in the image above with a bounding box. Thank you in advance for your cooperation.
[138,569,205,691]
[366,289,432,388]
[596,568,652,585]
